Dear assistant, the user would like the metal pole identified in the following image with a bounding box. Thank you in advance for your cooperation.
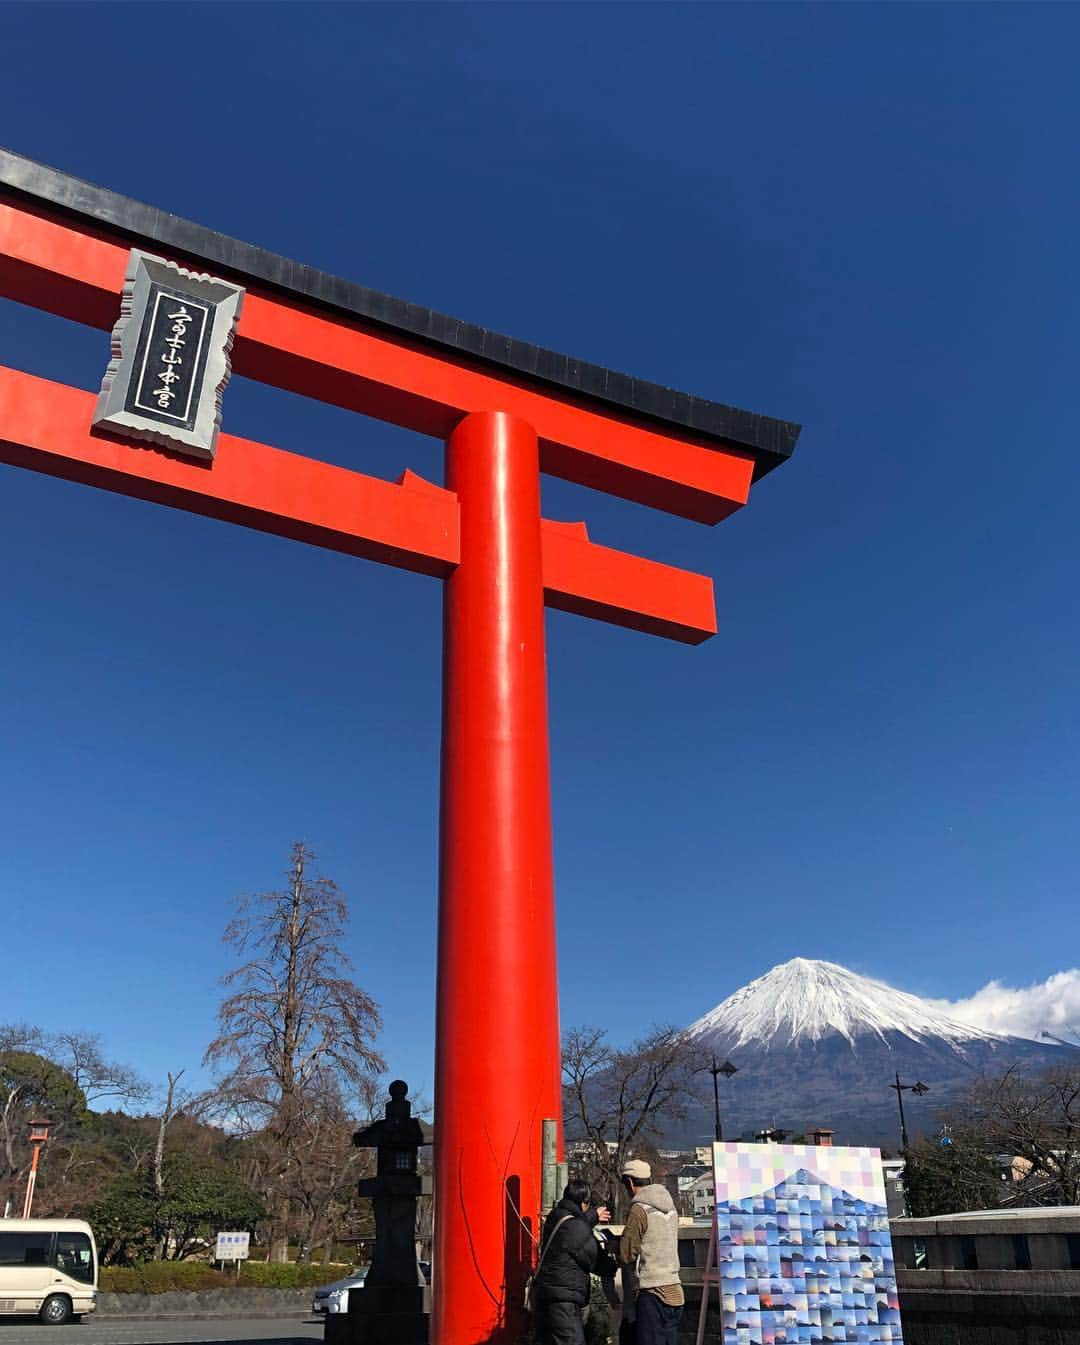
[434,411,562,1345]
[541,1119,558,1218]
[711,1058,722,1143]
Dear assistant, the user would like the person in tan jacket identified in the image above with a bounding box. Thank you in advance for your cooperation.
[618,1159,683,1345]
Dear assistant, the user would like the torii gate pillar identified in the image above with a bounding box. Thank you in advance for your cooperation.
[436,411,560,1344]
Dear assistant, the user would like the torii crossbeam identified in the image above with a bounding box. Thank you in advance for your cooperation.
[0,149,799,1345]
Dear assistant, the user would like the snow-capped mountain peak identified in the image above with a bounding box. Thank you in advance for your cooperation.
[688,958,1006,1050]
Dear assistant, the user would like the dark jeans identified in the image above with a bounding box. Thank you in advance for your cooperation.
[635,1291,682,1345]
[537,1298,586,1345]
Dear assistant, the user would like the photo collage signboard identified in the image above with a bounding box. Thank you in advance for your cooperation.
[711,1141,903,1345]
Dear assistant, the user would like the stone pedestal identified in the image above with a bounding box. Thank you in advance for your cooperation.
[325,1284,431,1345]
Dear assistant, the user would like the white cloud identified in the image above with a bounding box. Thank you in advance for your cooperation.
[930,970,1080,1044]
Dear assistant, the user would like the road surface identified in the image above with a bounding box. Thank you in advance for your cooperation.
[0,1317,323,1344]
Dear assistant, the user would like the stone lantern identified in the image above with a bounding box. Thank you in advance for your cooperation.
[22,1118,51,1218]
[326,1080,431,1345]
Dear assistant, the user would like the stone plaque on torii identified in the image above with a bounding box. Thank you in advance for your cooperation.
[0,147,800,1345]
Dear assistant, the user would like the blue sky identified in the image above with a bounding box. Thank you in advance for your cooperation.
[2,3,1077,1106]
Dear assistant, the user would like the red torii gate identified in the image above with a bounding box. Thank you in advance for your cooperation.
[0,149,799,1344]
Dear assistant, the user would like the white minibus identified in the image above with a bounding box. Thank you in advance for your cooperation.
[0,1220,97,1323]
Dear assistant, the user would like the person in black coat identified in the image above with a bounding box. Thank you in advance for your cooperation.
[533,1180,610,1345]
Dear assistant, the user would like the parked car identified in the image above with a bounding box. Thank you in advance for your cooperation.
[311,1260,431,1314]
[311,1266,368,1315]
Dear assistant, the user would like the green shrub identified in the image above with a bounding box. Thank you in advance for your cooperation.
[239,1261,351,1288]
[100,1263,223,1294]
[100,1260,353,1294]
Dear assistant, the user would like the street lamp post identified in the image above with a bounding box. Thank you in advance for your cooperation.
[889,1075,929,1150]
[709,1057,738,1142]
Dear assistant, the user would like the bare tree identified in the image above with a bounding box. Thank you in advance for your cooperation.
[562,1024,705,1214]
[284,1073,378,1262]
[0,1024,150,1218]
[0,1032,90,1216]
[906,1061,1080,1215]
[49,1033,149,1109]
[963,1063,1080,1206]
[203,842,384,1260]
[153,1072,185,1201]
[151,1070,187,1258]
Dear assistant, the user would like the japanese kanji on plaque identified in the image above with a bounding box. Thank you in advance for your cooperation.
[93,249,244,459]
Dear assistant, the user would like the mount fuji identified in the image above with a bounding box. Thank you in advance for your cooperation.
[671,959,1077,1148]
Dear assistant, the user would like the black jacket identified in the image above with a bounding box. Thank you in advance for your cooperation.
[533,1197,599,1306]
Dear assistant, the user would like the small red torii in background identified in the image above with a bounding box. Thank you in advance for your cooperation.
[0,148,799,1345]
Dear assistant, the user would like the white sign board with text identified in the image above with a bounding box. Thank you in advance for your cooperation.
[214,1231,250,1261]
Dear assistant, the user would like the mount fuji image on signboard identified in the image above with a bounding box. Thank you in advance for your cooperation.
[712,1142,902,1344]
[677,959,1078,1147]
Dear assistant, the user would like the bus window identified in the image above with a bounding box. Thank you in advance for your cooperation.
[0,1232,52,1266]
[54,1231,94,1284]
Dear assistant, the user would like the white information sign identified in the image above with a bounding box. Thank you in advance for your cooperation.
[214,1231,250,1262]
